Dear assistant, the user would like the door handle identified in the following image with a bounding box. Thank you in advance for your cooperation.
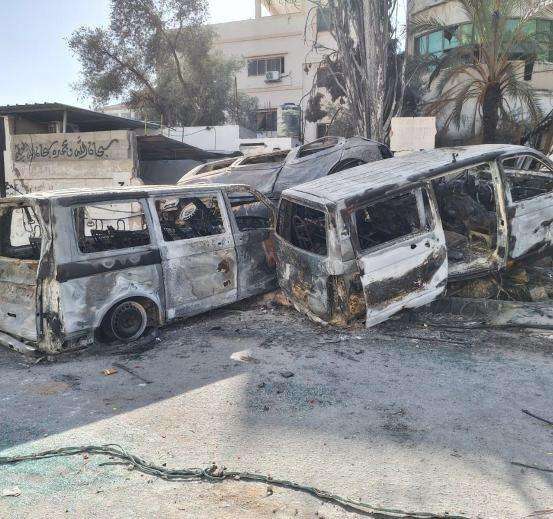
[217,259,230,274]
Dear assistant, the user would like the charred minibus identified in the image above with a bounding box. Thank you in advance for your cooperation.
[0,184,275,354]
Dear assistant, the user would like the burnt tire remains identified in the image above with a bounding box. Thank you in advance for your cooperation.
[105,301,148,342]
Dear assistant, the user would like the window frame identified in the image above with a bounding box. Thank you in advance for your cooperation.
[224,192,273,234]
[275,198,329,258]
[350,187,435,255]
[153,194,229,244]
[501,154,553,204]
[71,199,153,257]
[0,203,44,261]
[247,56,285,77]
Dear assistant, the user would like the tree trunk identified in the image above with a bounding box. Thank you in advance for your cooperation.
[482,82,501,143]
[363,0,388,142]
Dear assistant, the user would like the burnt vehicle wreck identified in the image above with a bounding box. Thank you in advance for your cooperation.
[273,144,553,327]
[0,184,275,354]
[178,136,392,201]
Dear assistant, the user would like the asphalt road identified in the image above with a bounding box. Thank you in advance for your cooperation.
[0,296,552,518]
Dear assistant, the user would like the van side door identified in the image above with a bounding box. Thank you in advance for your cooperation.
[151,191,238,320]
[349,186,448,327]
[224,189,277,299]
[501,154,553,259]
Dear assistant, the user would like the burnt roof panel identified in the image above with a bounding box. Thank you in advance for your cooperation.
[286,144,536,206]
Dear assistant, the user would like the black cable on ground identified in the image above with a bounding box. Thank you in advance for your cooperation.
[0,444,470,519]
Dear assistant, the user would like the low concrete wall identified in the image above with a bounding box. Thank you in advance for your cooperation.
[4,120,138,194]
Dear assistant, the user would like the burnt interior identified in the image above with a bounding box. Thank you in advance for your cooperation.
[432,165,497,266]
[277,199,327,255]
[155,196,225,241]
[502,156,553,202]
[229,194,270,231]
[74,202,151,254]
[0,205,42,260]
[354,191,429,250]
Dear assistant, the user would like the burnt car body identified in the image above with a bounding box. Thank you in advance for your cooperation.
[0,184,275,354]
[178,137,392,201]
[273,144,553,327]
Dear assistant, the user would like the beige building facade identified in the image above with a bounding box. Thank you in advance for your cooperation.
[212,0,334,143]
[407,0,553,143]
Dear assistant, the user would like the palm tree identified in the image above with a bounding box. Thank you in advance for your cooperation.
[411,0,553,143]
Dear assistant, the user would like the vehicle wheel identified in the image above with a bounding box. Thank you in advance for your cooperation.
[107,301,148,342]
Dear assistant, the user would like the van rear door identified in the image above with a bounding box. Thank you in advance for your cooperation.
[0,202,44,342]
[350,187,448,327]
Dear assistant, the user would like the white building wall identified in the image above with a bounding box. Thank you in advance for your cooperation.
[212,1,334,143]
[163,125,298,155]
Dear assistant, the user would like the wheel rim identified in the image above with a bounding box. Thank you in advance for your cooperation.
[110,301,147,342]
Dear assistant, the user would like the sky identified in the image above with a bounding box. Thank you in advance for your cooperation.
[0,0,405,108]
[0,0,256,107]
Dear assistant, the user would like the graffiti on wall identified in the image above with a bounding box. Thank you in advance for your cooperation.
[13,137,120,162]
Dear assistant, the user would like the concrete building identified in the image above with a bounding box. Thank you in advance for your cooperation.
[211,0,333,143]
[406,0,553,143]
[0,103,236,196]
[102,1,332,145]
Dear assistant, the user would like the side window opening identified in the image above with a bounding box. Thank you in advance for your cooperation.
[195,159,234,175]
[297,137,339,158]
[502,155,553,202]
[155,196,225,242]
[239,151,288,166]
[354,190,430,251]
[0,205,42,260]
[73,201,150,254]
[229,193,271,232]
[277,199,327,256]
[432,164,497,265]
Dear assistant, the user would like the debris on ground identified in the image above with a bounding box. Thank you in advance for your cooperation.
[279,371,295,379]
[1,487,21,497]
[101,368,118,376]
[418,258,553,329]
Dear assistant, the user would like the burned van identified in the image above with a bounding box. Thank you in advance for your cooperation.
[274,144,553,327]
[0,184,275,354]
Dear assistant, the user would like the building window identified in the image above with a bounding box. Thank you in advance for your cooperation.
[317,7,331,32]
[247,56,285,76]
[256,109,278,133]
[415,18,553,61]
[416,23,474,56]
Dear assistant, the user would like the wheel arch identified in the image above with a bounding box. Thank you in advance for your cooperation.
[93,292,164,332]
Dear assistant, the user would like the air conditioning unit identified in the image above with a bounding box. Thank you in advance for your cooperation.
[265,71,281,82]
